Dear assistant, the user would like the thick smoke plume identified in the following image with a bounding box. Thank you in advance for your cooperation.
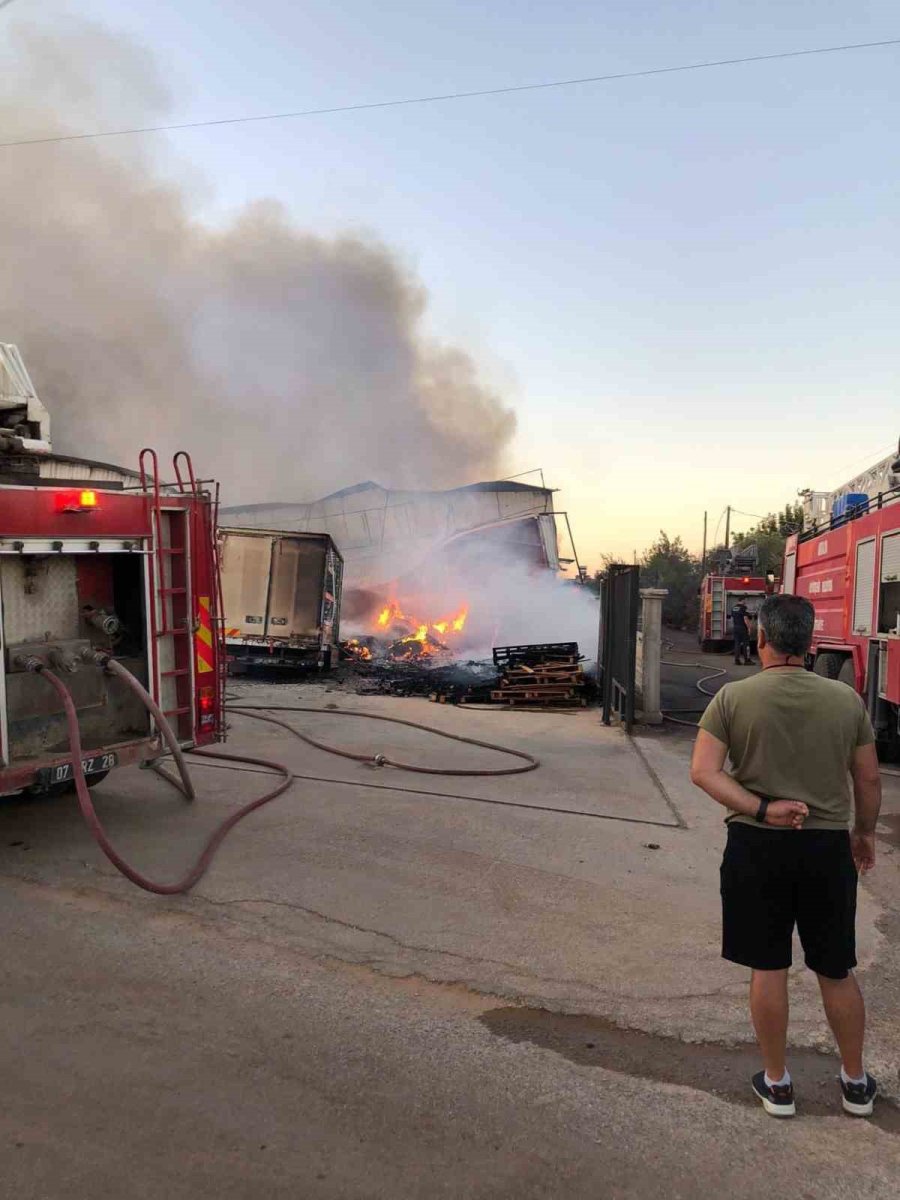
[0,19,516,501]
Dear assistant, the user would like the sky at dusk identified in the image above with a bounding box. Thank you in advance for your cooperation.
[4,0,898,570]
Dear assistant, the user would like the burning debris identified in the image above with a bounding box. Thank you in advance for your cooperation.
[341,600,471,665]
[336,566,596,708]
[336,635,591,708]
[342,638,374,662]
[375,601,469,661]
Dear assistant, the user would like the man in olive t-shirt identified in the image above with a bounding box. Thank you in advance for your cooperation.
[691,594,882,1119]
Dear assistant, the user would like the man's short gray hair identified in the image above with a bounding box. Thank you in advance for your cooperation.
[758,594,815,657]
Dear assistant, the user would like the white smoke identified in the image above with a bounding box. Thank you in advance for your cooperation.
[0,18,516,502]
[459,562,600,663]
[350,536,600,665]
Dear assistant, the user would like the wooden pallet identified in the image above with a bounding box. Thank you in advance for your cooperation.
[492,687,577,701]
[508,676,585,686]
[505,662,582,671]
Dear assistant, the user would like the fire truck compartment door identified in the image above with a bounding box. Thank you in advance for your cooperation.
[881,531,900,583]
[783,551,796,595]
[219,532,272,637]
[266,538,326,640]
[852,539,877,636]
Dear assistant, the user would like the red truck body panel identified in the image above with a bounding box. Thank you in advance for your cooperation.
[0,467,224,795]
[784,498,900,744]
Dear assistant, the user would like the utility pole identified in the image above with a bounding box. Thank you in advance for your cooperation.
[724,505,731,550]
[702,510,707,572]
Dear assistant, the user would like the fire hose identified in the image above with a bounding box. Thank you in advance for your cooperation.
[224,704,540,777]
[31,662,539,896]
[660,661,728,727]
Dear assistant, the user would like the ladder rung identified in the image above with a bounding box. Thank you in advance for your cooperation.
[163,707,191,716]
[156,626,189,637]
[158,587,187,595]
[161,668,190,677]
[159,547,185,554]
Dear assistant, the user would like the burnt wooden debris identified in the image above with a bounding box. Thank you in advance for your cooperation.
[336,640,590,706]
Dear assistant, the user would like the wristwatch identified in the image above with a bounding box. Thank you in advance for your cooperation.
[755,798,770,824]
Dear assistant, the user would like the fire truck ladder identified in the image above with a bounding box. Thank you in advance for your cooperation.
[709,576,727,642]
[139,448,194,743]
[173,450,227,740]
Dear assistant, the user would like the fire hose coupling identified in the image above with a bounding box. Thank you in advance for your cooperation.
[372,753,387,767]
[81,606,122,636]
[81,646,111,667]
[14,653,44,673]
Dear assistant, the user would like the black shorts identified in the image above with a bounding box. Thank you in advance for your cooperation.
[720,823,858,979]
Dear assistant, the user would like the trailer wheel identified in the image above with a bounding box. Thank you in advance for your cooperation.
[813,652,844,680]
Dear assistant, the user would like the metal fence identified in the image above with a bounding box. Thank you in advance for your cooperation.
[598,564,640,731]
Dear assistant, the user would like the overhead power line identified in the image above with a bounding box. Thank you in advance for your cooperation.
[1,36,898,149]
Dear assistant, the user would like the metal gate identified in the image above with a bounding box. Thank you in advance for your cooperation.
[599,564,640,730]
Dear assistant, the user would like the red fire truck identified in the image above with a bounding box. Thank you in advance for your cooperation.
[698,569,775,652]
[783,442,900,758]
[0,343,224,797]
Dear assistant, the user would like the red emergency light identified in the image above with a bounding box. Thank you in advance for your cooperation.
[55,489,100,513]
[198,686,215,715]
[742,576,750,583]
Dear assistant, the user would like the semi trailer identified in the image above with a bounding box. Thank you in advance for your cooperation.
[218,527,343,673]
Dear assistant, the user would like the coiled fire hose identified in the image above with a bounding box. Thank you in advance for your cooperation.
[225,704,541,777]
[32,662,539,896]
[660,662,728,727]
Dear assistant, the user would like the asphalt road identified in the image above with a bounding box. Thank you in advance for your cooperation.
[1,685,899,1198]
[660,628,758,728]
[2,873,898,1200]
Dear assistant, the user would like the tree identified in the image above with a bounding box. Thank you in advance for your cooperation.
[640,532,702,628]
[731,503,804,576]
[584,552,623,596]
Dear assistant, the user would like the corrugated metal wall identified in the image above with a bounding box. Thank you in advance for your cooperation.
[222,481,559,587]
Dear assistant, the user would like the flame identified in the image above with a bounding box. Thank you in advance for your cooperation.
[343,638,372,661]
[372,599,470,659]
[377,602,402,628]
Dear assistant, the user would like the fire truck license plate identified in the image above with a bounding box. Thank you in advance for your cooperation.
[39,754,118,786]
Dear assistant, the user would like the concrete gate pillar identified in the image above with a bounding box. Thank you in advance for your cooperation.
[636,588,667,724]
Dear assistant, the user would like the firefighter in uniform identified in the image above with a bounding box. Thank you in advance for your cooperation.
[732,601,753,665]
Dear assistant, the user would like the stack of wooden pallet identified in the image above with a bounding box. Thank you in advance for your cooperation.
[490,643,587,707]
